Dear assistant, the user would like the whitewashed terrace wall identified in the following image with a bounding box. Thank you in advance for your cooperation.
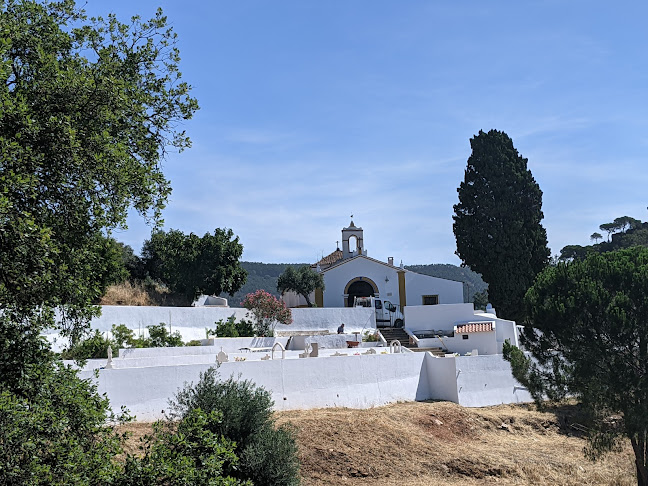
[426,355,532,407]
[79,350,531,422]
[47,306,375,350]
[80,353,429,422]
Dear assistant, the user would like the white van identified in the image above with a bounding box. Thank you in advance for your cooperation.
[353,296,404,328]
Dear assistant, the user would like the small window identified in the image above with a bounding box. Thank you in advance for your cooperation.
[462,334,469,340]
[422,295,439,305]
[375,299,382,310]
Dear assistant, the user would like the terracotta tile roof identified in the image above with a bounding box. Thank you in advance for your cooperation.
[455,322,494,333]
[314,249,343,266]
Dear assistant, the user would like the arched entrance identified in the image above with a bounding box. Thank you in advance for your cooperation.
[345,277,378,307]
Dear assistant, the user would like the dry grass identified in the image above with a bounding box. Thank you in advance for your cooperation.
[119,401,635,485]
[101,281,154,306]
[100,281,189,306]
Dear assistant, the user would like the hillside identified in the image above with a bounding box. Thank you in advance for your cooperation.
[122,400,634,485]
[221,262,487,307]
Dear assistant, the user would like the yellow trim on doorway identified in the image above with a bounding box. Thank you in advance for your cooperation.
[315,287,323,307]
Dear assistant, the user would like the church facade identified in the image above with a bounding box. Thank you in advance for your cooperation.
[309,221,464,310]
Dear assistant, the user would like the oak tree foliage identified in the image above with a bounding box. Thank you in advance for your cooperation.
[0,0,198,363]
[142,228,247,305]
[453,129,549,322]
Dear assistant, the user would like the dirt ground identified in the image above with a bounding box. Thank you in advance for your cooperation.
[120,401,636,485]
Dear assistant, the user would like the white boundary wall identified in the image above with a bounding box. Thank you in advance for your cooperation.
[81,353,429,421]
[425,355,532,406]
[80,351,530,422]
[47,306,375,350]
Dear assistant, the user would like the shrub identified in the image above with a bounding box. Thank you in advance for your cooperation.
[120,409,243,486]
[242,290,292,336]
[61,330,115,360]
[170,368,300,486]
[213,316,256,338]
[0,362,125,485]
[142,323,184,348]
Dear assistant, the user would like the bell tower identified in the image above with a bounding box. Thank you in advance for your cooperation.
[341,218,366,259]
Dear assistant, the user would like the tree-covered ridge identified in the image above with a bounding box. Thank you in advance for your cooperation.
[560,217,648,261]
[220,261,487,307]
[222,262,309,306]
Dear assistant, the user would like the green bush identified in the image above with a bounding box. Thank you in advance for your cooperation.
[171,368,301,486]
[120,409,244,486]
[213,316,255,338]
[61,329,116,360]
[0,363,125,485]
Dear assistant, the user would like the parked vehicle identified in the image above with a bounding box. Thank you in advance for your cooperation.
[353,296,404,328]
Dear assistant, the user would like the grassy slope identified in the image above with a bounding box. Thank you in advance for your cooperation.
[121,401,634,485]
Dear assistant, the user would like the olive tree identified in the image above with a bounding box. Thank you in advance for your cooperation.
[277,265,324,307]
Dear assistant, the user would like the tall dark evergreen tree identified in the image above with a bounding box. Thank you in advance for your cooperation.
[453,129,549,322]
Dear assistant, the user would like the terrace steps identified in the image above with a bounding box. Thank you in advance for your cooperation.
[378,328,415,348]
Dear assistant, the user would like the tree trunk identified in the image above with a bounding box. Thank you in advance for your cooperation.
[631,437,648,486]
[303,293,313,307]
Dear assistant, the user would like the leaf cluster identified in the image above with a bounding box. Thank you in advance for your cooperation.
[171,368,301,486]
[277,265,324,307]
[510,247,648,483]
[141,228,247,306]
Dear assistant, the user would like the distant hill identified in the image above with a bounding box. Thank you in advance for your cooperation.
[405,264,487,302]
[220,262,309,307]
[221,261,487,307]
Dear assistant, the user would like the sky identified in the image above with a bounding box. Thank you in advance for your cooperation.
[83,0,648,266]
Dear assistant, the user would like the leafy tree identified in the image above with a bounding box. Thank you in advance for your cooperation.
[559,244,589,261]
[507,247,648,485]
[242,290,292,336]
[142,229,247,306]
[453,129,549,322]
[0,0,198,383]
[590,232,603,244]
[171,368,300,486]
[0,362,125,485]
[599,222,618,241]
[120,409,244,486]
[211,316,255,338]
[277,265,325,307]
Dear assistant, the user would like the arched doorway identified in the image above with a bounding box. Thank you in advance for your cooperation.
[346,280,376,307]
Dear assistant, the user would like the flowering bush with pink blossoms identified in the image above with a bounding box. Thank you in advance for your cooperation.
[241,290,292,336]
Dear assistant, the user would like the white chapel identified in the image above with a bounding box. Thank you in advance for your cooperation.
[287,220,464,311]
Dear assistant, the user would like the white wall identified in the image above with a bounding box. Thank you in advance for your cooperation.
[47,306,375,351]
[82,353,429,421]
[405,304,520,355]
[418,331,498,355]
[453,355,532,407]
[404,303,478,332]
[404,272,464,306]
[321,258,464,309]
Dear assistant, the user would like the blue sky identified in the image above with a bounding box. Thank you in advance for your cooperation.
[85,0,648,265]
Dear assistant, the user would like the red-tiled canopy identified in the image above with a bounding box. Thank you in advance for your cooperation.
[455,322,494,333]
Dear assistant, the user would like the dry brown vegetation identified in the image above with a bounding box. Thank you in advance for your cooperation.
[100,281,189,306]
[120,400,635,485]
